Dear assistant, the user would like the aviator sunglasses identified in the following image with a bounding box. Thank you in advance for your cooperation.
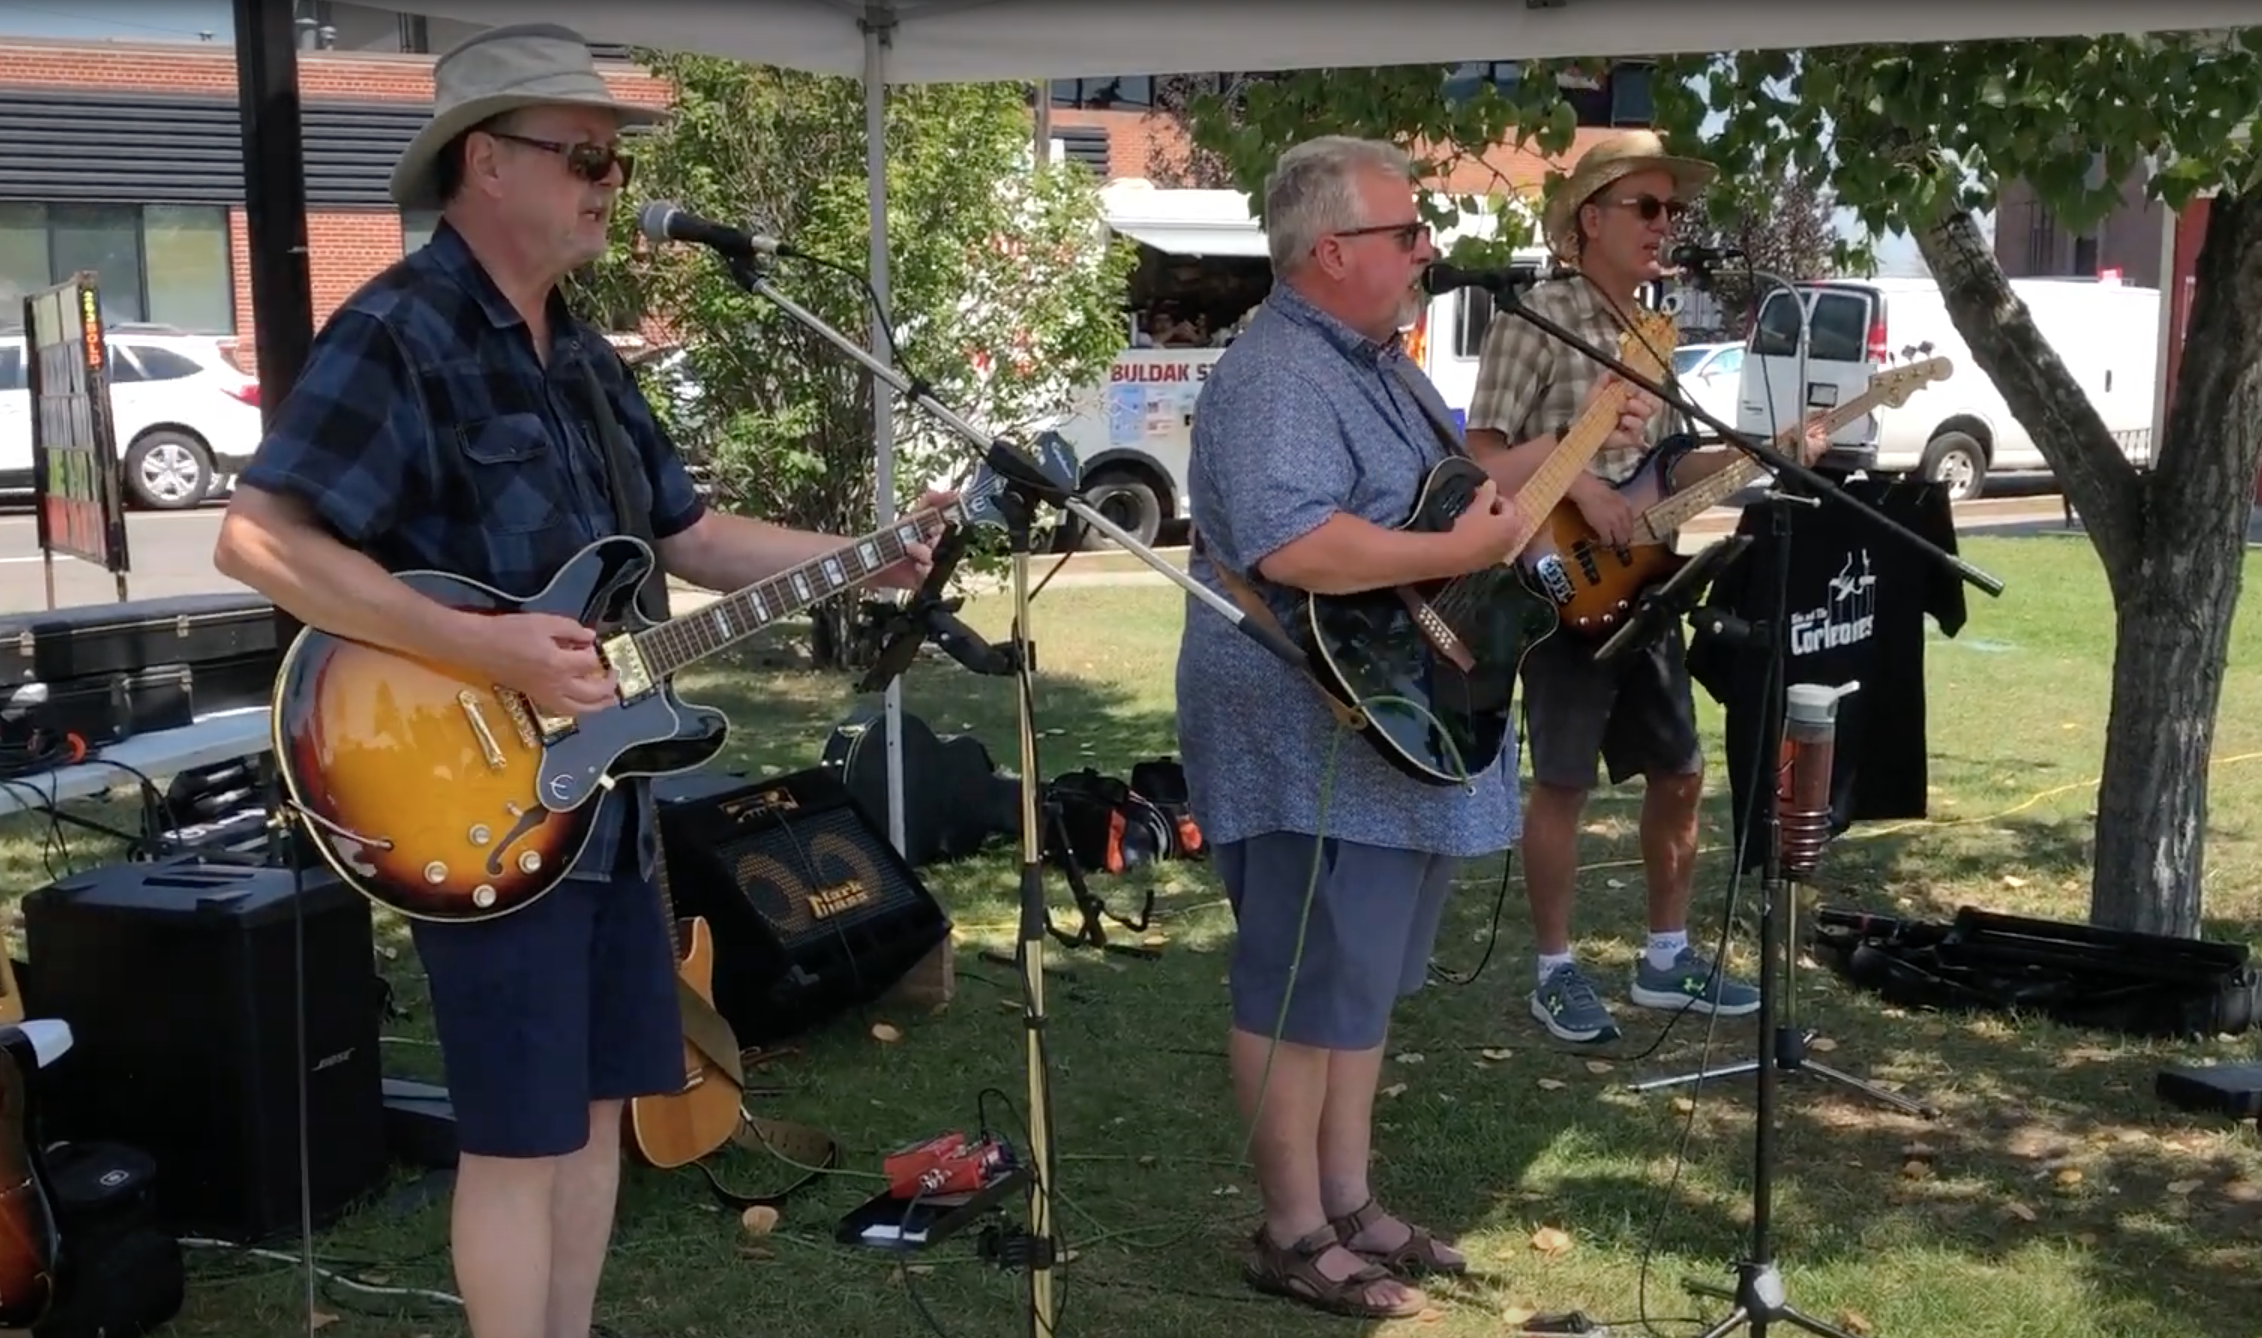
[490,131,636,188]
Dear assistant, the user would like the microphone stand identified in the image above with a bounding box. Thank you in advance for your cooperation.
[1485,275,2001,1338]
[710,248,1306,1338]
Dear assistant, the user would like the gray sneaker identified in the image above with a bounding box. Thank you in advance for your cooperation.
[1530,961,1621,1043]
[1630,947,1761,1016]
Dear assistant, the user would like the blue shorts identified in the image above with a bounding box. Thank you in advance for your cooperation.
[409,872,684,1159]
[1216,832,1458,1051]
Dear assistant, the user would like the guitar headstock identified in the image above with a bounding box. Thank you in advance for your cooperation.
[1620,307,1679,383]
[1867,354,1954,410]
[954,430,1083,531]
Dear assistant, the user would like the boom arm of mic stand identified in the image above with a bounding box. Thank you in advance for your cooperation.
[1492,282,2003,602]
[724,256,1315,672]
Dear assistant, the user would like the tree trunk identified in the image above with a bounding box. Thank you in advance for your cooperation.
[1913,190,2262,936]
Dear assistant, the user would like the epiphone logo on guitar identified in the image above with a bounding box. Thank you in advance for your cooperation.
[808,879,872,920]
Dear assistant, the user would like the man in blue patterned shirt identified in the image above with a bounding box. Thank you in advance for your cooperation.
[213,26,933,1338]
[1176,136,1531,1322]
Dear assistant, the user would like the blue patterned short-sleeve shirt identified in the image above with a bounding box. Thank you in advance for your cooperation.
[237,220,707,883]
[1174,284,1518,857]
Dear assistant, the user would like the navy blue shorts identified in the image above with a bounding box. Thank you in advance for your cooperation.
[409,871,684,1159]
[1215,832,1458,1051]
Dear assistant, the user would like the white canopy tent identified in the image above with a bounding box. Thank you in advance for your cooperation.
[412,0,2244,853]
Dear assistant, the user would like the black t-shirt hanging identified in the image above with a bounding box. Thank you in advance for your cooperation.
[1686,477,1968,869]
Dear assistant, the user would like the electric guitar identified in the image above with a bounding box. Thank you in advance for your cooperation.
[1303,309,1676,786]
[1528,354,1953,640]
[270,454,1034,924]
[624,860,740,1169]
[0,1024,60,1330]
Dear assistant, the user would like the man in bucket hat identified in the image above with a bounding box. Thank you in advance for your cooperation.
[217,25,938,1337]
[1462,130,1820,1047]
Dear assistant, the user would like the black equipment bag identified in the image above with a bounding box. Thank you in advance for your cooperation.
[1044,768,1174,876]
[33,1141,184,1338]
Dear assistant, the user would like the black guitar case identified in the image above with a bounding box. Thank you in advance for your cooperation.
[821,706,1019,868]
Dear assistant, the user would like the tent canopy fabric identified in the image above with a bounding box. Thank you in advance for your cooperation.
[410,0,2258,84]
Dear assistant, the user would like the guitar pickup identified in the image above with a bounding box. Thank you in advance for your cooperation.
[1396,589,1476,673]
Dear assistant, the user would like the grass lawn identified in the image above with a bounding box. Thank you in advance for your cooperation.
[8,531,2262,1338]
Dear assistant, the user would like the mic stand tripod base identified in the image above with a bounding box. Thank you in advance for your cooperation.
[1683,1261,1870,1338]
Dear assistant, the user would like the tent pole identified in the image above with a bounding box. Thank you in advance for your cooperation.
[863,19,906,859]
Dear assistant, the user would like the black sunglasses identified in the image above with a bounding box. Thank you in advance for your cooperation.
[1332,220,1430,251]
[491,132,635,188]
[1607,194,1690,224]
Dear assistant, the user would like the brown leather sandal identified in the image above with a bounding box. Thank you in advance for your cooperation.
[1329,1198,1469,1278]
[1242,1224,1427,1320]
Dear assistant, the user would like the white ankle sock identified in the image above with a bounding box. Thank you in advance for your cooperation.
[1647,931,1690,971]
[1536,951,1575,987]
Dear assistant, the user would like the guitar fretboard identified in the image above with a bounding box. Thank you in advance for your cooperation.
[1511,321,1675,533]
[632,502,962,680]
[1637,388,1893,542]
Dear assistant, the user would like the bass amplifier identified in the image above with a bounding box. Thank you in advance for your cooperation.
[20,855,389,1243]
[654,768,950,1047]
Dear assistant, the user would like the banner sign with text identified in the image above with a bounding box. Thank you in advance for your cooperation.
[22,275,130,576]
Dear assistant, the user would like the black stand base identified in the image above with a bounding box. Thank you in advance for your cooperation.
[1687,1261,1868,1338]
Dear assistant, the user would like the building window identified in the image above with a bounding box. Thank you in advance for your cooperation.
[0,203,232,334]
[1048,75,1156,110]
[402,209,441,253]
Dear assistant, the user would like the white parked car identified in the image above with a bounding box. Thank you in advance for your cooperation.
[1672,341,1746,441]
[0,324,262,510]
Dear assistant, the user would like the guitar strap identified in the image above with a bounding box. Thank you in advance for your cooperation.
[578,356,843,1212]
[1187,531,1368,733]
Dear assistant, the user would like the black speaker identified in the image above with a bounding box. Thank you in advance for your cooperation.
[654,767,950,1047]
[20,854,388,1242]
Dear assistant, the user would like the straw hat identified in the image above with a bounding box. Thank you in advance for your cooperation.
[1541,130,1717,260]
[388,23,670,210]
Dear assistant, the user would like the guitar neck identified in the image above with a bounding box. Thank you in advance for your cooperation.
[1511,379,1636,533]
[631,501,963,681]
[1637,390,1883,540]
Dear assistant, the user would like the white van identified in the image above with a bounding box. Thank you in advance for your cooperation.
[1048,182,1551,546]
[1737,275,2160,499]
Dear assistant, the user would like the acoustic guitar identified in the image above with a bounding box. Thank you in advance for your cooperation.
[1303,309,1676,786]
[1526,354,1953,640]
[271,462,1019,923]
[624,862,740,1169]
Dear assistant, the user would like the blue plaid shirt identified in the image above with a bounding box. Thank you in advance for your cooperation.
[239,219,707,884]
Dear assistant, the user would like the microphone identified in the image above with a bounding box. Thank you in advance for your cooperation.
[637,200,796,259]
[1421,261,1545,296]
[1667,241,1745,272]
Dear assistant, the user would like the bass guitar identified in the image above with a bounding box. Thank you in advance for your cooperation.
[271,461,1025,924]
[1527,354,1953,640]
[1304,309,1677,786]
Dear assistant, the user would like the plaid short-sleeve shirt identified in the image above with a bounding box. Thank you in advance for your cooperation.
[1463,275,1681,485]
[237,219,707,884]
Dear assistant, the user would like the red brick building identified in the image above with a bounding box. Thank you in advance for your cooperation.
[0,21,1647,366]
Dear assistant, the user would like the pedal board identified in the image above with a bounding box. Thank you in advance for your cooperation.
[2155,1062,2262,1122]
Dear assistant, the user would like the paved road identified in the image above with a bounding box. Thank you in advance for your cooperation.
[0,492,2087,614]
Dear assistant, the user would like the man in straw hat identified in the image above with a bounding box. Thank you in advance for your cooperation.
[1461,129,1824,1046]
[217,24,938,1336]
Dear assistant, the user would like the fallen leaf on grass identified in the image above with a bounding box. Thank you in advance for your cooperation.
[1900,1160,1933,1180]
[1502,1306,1537,1327]
[870,1023,903,1043]
[2167,1179,2204,1195]
[1481,1047,1515,1061]
[2001,875,2029,889]
[1381,1082,1409,1098]
[1671,1097,1696,1114]
[2054,1168,2085,1188]
[1136,1154,1157,1167]
[1211,1185,1242,1197]
[1394,1052,1427,1065]
[2004,1202,2038,1222]
[1584,1060,1614,1075]
[310,1313,340,1332]
[1808,1037,1837,1053]
[1140,933,1169,948]
[1416,1308,1446,1324]
[906,1264,936,1275]
[2074,1231,2100,1246]
[740,1206,780,1235]
[1835,1309,1875,1336]
[1530,1226,1574,1256]
[1537,1078,1567,1090]
[1605,878,1628,889]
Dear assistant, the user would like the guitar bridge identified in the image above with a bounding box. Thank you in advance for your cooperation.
[1396,589,1476,673]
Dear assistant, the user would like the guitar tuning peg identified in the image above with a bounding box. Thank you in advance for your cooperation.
[1919,341,1935,355]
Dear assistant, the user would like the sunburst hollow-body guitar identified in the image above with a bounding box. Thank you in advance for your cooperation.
[1524,354,1953,640]
[1302,309,1677,786]
[271,445,1043,924]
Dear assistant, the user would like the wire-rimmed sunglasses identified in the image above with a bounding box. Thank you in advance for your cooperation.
[490,132,636,188]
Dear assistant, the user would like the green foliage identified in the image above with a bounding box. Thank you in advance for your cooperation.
[1676,34,2262,240]
[582,54,1136,552]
